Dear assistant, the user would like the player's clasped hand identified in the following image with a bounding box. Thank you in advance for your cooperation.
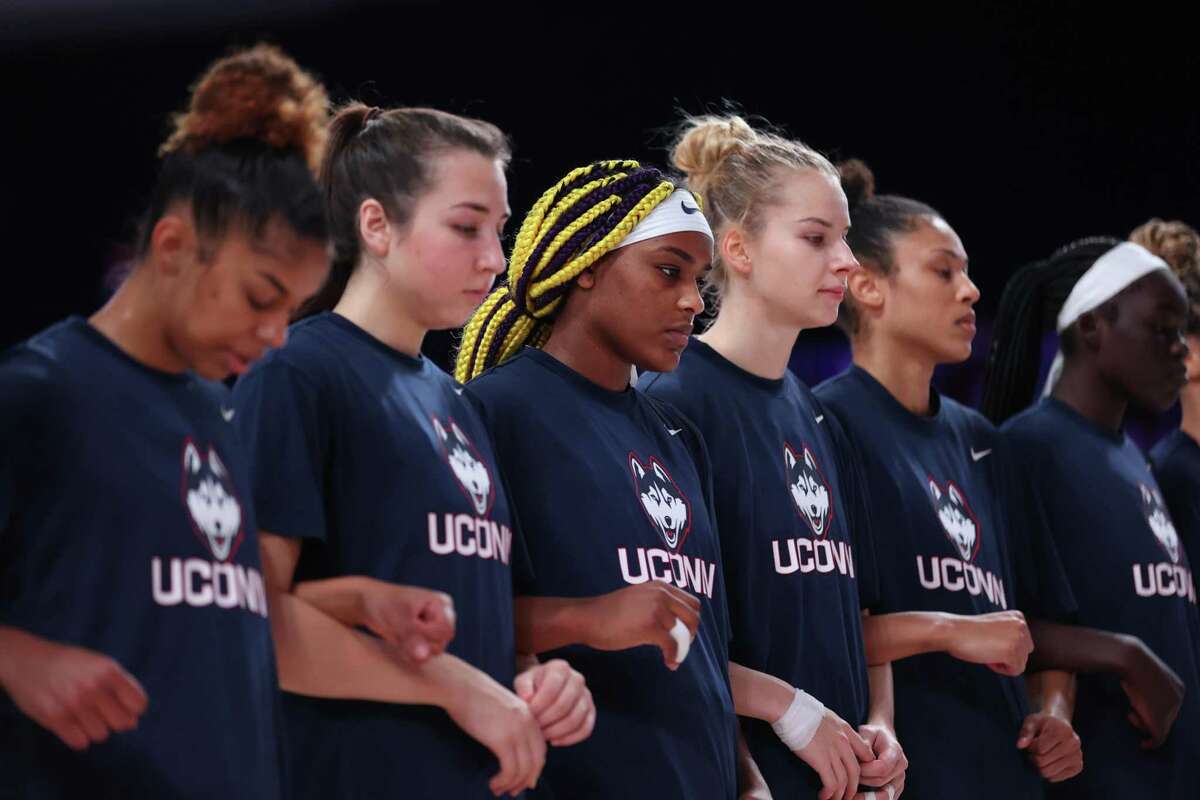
[514,658,595,747]
[797,709,875,800]
[445,672,547,798]
[1016,712,1083,782]
[857,723,907,794]
[1118,636,1184,749]
[584,581,701,670]
[0,630,148,751]
[359,580,456,664]
[947,610,1033,676]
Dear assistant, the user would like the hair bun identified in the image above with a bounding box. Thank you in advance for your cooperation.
[160,43,329,173]
[671,114,758,192]
[837,158,876,210]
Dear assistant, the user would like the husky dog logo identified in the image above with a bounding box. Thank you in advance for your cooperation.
[928,477,980,562]
[629,454,692,551]
[784,442,834,537]
[433,417,494,516]
[1140,483,1181,563]
[181,440,243,561]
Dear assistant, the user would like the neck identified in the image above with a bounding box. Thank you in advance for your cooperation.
[1052,362,1126,433]
[851,331,936,416]
[334,263,427,357]
[1180,384,1200,444]
[89,265,187,374]
[542,314,631,393]
[698,292,798,380]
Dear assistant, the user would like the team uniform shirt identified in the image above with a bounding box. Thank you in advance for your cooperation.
[232,312,520,800]
[468,348,738,800]
[816,366,1061,800]
[1004,398,1200,799]
[0,318,281,800]
[1151,429,1200,568]
[640,340,878,797]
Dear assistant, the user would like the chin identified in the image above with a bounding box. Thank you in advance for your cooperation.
[636,348,683,375]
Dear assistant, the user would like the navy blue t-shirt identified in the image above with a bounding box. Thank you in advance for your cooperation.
[0,318,282,800]
[1004,399,1200,799]
[640,340,878,798]
[1151,429,1200,568]
[468,348,738,800]
[232,312,519,799]
[816,366,1056,800]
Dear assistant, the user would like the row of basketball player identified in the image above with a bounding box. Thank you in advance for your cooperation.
[1,43,1196,800]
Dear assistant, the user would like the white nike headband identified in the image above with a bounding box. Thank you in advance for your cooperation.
[612,188,713,251]
[1043,241,1183,395]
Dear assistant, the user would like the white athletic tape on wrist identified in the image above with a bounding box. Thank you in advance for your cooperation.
[669,618,692,664]
[771,687,825,752]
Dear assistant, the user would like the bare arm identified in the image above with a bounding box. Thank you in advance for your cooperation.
[862,610,1032,675]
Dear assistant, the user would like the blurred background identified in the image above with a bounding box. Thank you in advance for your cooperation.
[2,2,1195,444]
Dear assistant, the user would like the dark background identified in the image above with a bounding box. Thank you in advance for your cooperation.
[2,2,1195,439]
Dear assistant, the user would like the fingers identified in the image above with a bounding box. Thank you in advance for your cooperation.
[488,740,521,797]
[512,668,537,703]
[92,685,138,733]
[1040,751,1083,782]
[49,716,90,751]
[814,754,839,800]
[1016,714,1042,750]
[527,664,574,723]
[846,727,875,763]
[73,703,110,745]
[547,699,595,747]
[830,745,849,800]
[109,669,149,718]
[840,739,861,800]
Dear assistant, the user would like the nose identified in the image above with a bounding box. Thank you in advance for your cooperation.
[958,273,981,305]
[1172,331,1189,360]
[831,240,860,279]
[480,232,506,276]
[680,278,705,316]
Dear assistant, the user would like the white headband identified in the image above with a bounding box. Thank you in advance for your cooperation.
[613,188,713,251]
[1043,242,1182,395]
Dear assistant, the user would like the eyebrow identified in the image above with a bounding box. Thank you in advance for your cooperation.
[453,201,511,219]
[796,217,832,227]
[656,245,697,264]
[257,271,288,295]
[935,248,969,263]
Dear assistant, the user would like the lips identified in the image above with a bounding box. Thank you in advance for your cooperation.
[663,324,693,350]
[956,311,977,335]
[225,350,256,376]
[818,286,845,301]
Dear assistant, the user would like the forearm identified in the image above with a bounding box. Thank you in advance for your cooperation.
[293,576,372,628]
[514,596,597,654]
[728,661,796,723]
[861,611,954,665]
[735,722,771,798]
[1027,618,1136,675]
[865,663,895,728]
[1026,669,1075,720]
[269,588,481,707]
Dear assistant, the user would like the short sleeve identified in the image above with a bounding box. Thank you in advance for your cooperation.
[232,359,329,541]
[823,407,881,611]
[0,348,55,538]
[996,433,1077,622]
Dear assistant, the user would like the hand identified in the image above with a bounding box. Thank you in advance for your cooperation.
[793,709,875,800]
[944,611,1033,675]
[582,582,701,669]
[1119,636,1184,749]
[857,723,907,788]
[445,671,546,797]
[360,581,455,663]
[514,658,595,747]
[0,629,148,751]
[1017,712,1082,782]
[853,775,904,800]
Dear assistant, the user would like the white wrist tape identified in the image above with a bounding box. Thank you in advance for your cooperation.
[669,618,692,664]
[771,687,825,751]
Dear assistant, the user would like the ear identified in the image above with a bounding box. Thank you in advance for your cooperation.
[184,442,202,474]
[784,446,797,470]
[208,449,227,478]
[630,456,645,480]
[450,421,469,445]
[847,264,885,314]
[652,461,670,483]
[720,226,754,280]
[803,447,818,473]
[148,214,197,278]
[575,266,597,290]
[432,418,448,442]
[928,479,941,500]
[1075,310,1105,352]
[358,198,393,260]
[949,484,964,505]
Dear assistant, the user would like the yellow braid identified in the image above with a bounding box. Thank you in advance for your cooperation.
[454,160,677,382]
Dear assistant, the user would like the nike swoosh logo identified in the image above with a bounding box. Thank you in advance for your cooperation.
[667,427,683,436]
[970,448,992,462]
[221,407,236,422]
[453,387,464,396]
[680,201,700,215]
[815,414,825,424]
